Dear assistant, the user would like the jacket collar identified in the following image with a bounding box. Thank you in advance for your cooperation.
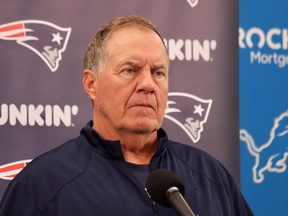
[81,121,168,161]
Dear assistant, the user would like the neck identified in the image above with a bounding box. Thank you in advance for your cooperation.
[120,133,158,164]
[92,122,158,164]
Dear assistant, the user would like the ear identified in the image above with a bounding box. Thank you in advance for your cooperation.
[83,69,98,101]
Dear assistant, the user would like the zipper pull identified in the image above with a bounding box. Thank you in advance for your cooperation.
[145,188,159,213]
[152,200,158,213]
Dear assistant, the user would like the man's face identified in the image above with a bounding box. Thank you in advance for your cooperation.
[92,27,169,138]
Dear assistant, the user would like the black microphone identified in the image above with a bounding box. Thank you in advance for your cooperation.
[146,169,196,216]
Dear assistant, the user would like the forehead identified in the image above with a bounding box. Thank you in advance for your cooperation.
[107,23,161,41]
[107,25,163,46]
[106,26,169,64]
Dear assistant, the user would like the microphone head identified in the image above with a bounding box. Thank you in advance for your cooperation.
[146,169,185,207]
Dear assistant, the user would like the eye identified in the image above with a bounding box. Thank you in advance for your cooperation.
[153,70,166,78]
[120,67,136,75]
[125,68,136,74]
[119,67,137,79]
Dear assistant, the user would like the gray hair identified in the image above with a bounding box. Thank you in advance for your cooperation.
[83,15,167,74]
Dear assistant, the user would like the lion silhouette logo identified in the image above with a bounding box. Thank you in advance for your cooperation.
[240,110,288,183]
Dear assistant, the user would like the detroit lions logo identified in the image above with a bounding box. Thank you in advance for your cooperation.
[240,110,288,183]
[186,0,199,8]
[165,92,212,143]
[0,159,32,180]
[0,20,71,72]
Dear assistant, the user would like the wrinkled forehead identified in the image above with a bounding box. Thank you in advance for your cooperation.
[107,25,166,50]
[105,25,169,65]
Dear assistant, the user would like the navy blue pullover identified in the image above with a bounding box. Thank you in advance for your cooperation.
[0,122,253,216]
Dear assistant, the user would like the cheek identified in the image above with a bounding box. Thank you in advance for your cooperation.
[94,82,113,110]
[97,83,129,110]
[160,85,168,102]
[157,91,168,113]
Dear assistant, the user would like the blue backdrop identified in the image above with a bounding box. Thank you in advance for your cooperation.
[240,1,288,215]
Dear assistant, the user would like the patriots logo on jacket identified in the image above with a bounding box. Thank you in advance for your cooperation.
[0,159,32,180]
[165,92,212,143]
[0,20,71,72]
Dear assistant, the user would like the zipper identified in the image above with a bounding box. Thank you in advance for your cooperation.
[145,187,159,213]
[152,200,159,213]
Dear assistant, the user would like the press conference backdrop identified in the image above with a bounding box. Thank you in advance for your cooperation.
[1,0,238,210]
[240,1,288,216]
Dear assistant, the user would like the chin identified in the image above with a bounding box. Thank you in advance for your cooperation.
[129,122,159,134]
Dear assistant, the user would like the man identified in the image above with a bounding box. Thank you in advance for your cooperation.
[0,15,253,215]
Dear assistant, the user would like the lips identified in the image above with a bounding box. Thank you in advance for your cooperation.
[131,103,155,110]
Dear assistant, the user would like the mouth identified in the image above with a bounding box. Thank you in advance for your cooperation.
[131,103,155,110]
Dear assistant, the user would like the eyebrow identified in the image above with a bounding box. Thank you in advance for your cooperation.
[115,60,141,68]
[153,64,168,70]
[115,59,168,72]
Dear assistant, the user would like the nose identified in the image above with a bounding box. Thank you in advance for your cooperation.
[136,70,156,94]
